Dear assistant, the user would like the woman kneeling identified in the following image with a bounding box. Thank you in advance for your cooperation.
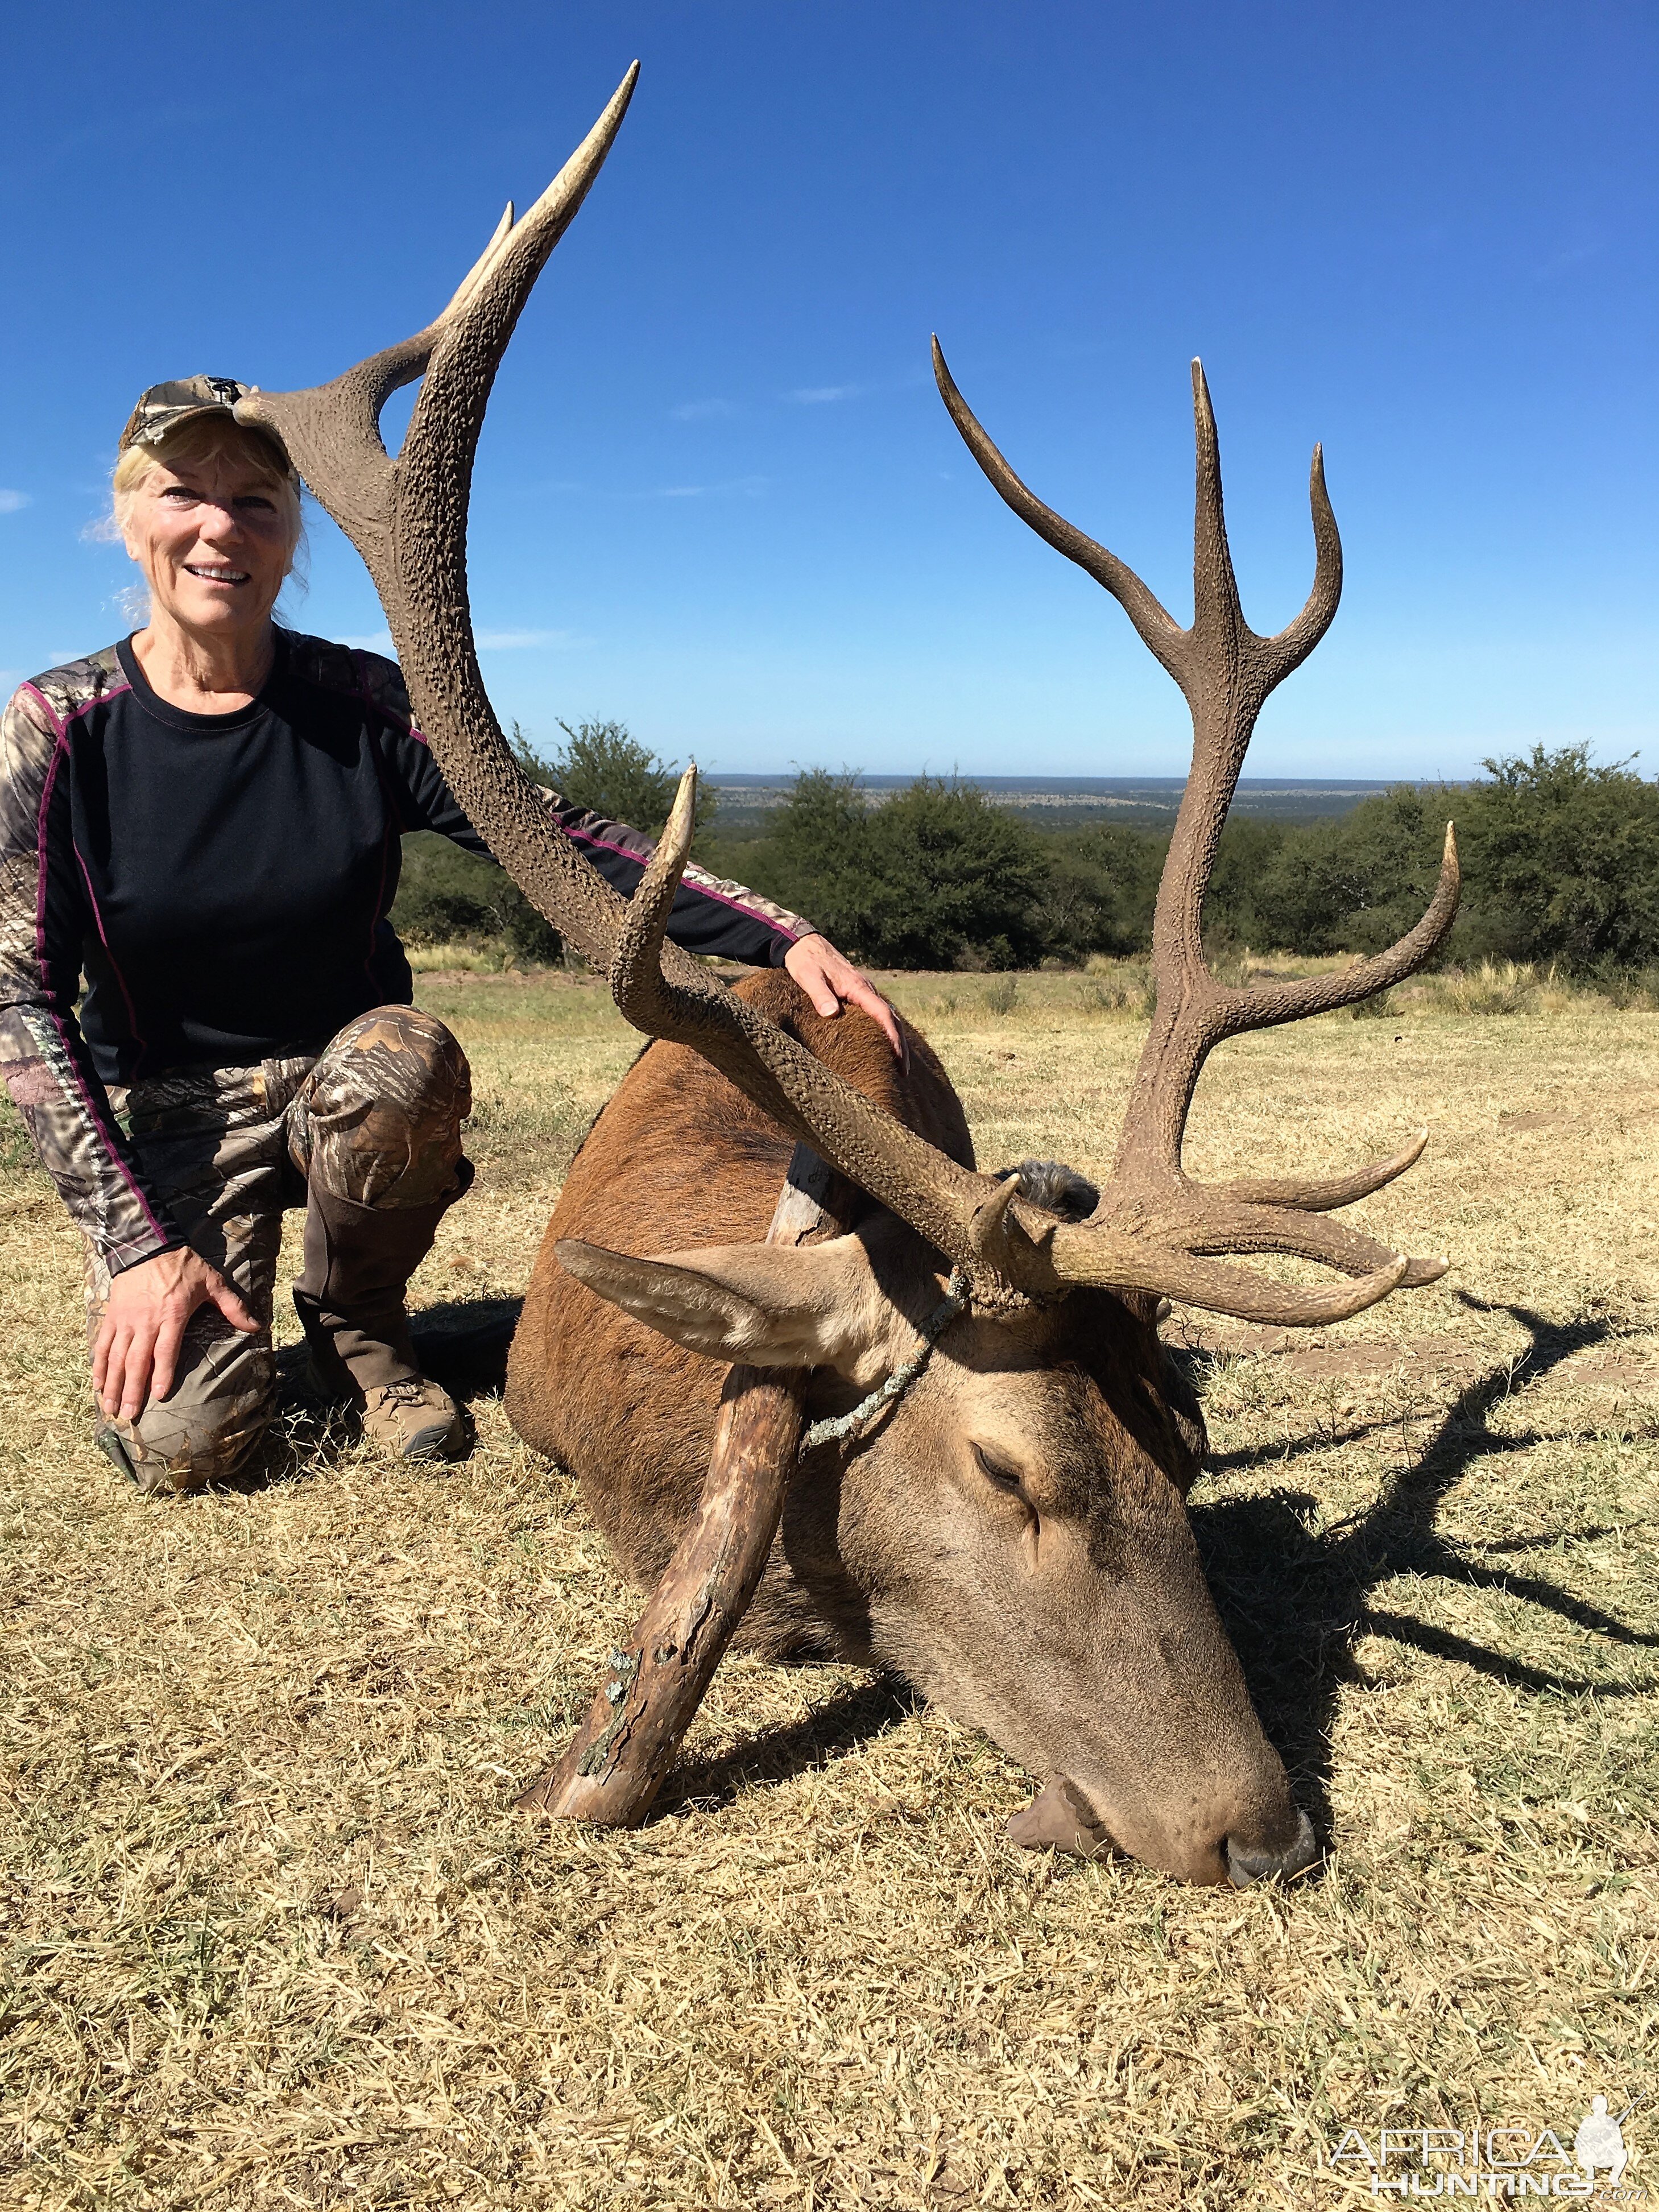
[0,378,896,1492]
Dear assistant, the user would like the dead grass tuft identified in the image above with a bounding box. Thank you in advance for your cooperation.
[2,971,1655,2207]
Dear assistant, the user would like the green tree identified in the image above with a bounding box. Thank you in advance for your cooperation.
[1455,744,1659,971]
[514,718,715,847]
[1199,818,1289,951]
[740,768,870,938]
[762,774,1050,968]
[1246,787,1450,957]
[390,833,562,964]
[393,717,711,967]
[1030,824,1168,962]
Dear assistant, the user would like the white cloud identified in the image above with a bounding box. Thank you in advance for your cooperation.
[338,629,394,651]
[0,490,31,513]
[671,398,737,421]
[790,384,862,405]
[653,476,768,501]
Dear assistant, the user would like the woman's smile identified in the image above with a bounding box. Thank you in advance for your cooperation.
[122,446,294,661]
[182,562,253,587]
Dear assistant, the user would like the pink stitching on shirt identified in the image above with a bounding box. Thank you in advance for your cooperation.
[340,654,796,945]
[31,720,168,1248]
[565,823,801,943]
[22,676,133,738]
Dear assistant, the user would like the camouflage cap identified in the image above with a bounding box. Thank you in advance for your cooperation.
[117,375,291,466]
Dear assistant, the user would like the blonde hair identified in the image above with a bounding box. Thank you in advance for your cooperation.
[113,414,304,559]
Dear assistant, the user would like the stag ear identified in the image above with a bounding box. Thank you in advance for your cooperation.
[553,1234,895,1376]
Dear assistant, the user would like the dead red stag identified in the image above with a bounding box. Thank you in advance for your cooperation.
[242,68,1459,1884]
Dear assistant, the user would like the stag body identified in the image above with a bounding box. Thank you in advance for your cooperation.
[247,67,1458,1883]
[507,971,1312,1886]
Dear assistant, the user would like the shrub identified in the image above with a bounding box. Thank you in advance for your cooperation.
[1455,745,1659,970]
[1029,825,1168,963]
[392,718,709,968]
[391,834,562,964]
[517,719,715,848]
[746,773,1052,968]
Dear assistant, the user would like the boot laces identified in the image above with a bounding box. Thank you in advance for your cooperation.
[378,1376,439,1409]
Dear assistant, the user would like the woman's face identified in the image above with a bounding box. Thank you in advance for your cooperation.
[121,436,294,643]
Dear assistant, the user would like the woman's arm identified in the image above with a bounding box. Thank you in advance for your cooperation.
[364,658,901,1052]
[0,680,180,1271]
[0,680,257,1420]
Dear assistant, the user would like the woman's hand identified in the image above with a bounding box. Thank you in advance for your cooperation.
[92,1247,260,1424]
[783,933,905,1060]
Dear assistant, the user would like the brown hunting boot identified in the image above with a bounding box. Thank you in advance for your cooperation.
[293,1186,466,1461]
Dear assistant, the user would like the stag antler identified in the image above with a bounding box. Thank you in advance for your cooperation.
[245,71,1452,1327]
[930,345,1459,1313]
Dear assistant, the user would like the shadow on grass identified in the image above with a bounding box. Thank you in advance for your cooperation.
[411,1296,523,1400]
[208,1297,527,1494]
[1184,1294,1658,1841]
[653,1676,922,1818]
[245,1290,1653,1836]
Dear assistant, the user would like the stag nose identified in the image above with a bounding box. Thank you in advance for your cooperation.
[1225,1809,1319,1888]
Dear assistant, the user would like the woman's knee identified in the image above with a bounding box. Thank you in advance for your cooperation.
[97,1344,277,1496]
[291,1006,472,1209]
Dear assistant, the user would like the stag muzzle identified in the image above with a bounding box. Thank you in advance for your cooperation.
[978,1503,1321,1888]
[1010,1771,1318,1887]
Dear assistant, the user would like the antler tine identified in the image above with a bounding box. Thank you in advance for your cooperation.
[1262,439,1343,685]
[1180,1202,1448,1289]
[1188,358,1247,669]
[933,337,1189,684]
[1147,363,1342,1043]
[606,767,1060,1297]
[1042,1233,1412,1327]
[1220,1130,1428,1212]
[235,78,1073,1312]
[240,63,639,594]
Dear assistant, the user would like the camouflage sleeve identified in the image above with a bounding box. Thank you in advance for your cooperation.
[350,646,820,967]
[533,791,819,969]
[0,682,181,1271]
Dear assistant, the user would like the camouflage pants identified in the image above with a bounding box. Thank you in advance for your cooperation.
[87,1007,472,1494]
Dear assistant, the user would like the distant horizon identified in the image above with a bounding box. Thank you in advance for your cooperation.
[698,768,1478,829]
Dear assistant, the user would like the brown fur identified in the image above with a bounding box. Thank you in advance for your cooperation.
[506,974,972,1656]
[506,973,1305,1884]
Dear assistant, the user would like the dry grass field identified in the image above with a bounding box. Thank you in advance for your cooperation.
[2,963,1656,2209]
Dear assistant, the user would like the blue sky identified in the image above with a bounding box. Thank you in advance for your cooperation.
[2,1,1653,779]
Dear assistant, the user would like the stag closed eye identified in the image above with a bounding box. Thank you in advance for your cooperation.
[971,1442,1028,1498]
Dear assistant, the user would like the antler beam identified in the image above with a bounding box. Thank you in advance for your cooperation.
[245,68,1452,1330]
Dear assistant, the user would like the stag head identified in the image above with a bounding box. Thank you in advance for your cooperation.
[250,69,1458,1882]
[557,1162,1310,1884]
